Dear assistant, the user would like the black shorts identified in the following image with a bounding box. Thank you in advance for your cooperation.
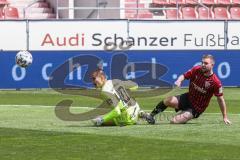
[175,93,201,118]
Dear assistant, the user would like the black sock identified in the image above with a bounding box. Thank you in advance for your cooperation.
[151,101,167,116]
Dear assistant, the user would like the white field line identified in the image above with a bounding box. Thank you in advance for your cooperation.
[0,105,239,116]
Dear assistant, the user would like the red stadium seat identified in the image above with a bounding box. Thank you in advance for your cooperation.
[201,0,216,5]
[232,0,240,4]
[197,7,212,19]
[3,6,19,19]
[0,9,4,19]
[152,0,170,5]
[125,3,145,8]
[185,0,199,5]
[6,0,55,19]
[213,7,230,19]
[0,0,8,19]
[230,7,240,19]
[216,0,231,5]
[165,9,181,19]
[169,0,186,5]
[182,7,197,19]
[0,0,9,5]
[125,3,145,14]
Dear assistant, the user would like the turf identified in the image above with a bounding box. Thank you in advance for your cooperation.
[0,88,239,160]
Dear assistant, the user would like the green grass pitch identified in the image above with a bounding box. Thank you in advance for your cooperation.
[0,88,239,160]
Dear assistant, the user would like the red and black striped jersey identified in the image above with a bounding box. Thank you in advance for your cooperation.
[184,65,223,113]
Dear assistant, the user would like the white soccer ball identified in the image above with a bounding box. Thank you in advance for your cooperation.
[15,50,33,68]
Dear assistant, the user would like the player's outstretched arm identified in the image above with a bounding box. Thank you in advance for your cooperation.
[174,74,185,87]
[217,96,232,125]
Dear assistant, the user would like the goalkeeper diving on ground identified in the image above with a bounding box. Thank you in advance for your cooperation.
[91,68,148,126]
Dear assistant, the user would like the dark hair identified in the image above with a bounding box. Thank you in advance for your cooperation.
[202,54,215,64]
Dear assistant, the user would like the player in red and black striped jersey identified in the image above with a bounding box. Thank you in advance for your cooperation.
[146,54,231,125]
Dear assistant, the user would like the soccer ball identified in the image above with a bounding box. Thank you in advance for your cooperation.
[15,50,33,68]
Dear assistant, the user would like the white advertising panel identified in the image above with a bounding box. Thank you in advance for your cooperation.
[128,21,225,50]
[29,21,128,51]
[227,22,240,50]
[29,20,225,51]
[0,20,229,51]
[0,21,27,51]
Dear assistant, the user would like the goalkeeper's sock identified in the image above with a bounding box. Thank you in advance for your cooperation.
[151,101,167,116]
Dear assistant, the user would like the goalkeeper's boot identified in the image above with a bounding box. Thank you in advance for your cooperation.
[92,117,104,126]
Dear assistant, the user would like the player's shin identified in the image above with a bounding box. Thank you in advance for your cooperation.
[151,101,167,116]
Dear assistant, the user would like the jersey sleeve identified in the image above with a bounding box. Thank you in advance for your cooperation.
[214,81,223,97]
[183,65,201,80]
[120,80,138,91]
